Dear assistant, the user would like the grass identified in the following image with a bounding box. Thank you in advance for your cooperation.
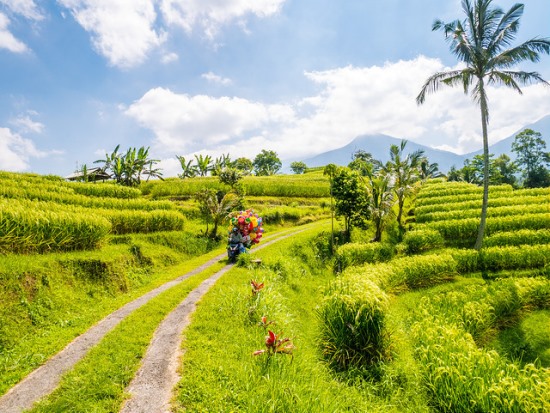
[0,233,226,396]
[173,224,431,412]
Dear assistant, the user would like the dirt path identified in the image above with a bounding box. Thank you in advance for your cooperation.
[0,252,227,413]
[119,232,295,413]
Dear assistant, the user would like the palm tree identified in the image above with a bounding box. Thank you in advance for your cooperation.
[417,0,550,249]
[383,140,424,235]
[366,172,395,242]
[176,156,197,179]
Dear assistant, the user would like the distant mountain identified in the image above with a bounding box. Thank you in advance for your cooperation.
[287,114,550,173]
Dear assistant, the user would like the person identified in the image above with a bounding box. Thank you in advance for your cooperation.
[228,227,246,253]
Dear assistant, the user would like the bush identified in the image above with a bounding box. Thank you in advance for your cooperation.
[401,229,444,254]
[319,275,389,371]
[334,242,394,272]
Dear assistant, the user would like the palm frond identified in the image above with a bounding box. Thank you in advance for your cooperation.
[487,3,523,53]
[416,70,471,104]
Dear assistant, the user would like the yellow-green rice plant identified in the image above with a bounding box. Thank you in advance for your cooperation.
[0,200,111,253]
[386,253,457,289]
[484,229,550,247]
[333,242,394,272]
[423,214,550,246]
[416,182,512,202]
[447,248,479,273]
[479,245,550,272]
[412,318,550,413]
[414,194,548,217]
[401,229,444,254]
[416,184,514,207]
[101,209,185,234]
[67,182,141,198]
[416,202,548,224]
[318,275,390,371]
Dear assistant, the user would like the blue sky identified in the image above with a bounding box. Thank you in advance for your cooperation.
[1,0,549,177]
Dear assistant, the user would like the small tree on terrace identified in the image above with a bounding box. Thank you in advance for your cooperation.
[233,157,253,175]
[195,154,213,177]
[366,172,395,242]
[417,0,550,249]
[331,168,369,237]
[176,155,197,179]
[290,161,307,174]
[253,150,282,176]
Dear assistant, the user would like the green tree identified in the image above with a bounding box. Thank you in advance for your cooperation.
[331,168,369,236]
[290,161,307,174]
[176,156,197,179]
[383,140,424,235]
[512,129,550,187]
[493,154,518,186]
[417,0,550,250]
[253,150,282,176]
[233,157,253,175]
[211,153,232,176]
[348,150,374,177]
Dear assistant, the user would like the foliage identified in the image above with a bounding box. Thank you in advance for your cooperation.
[194,189,238,239]
[382,140,424,233]
[290,161,307,174]
[331,168,369,235]
[365,171,395,242]
[512,129,550,188]
[232,157,253,175]
[253,149,282,176]
[95,145,162,186]
[176,156,197,179]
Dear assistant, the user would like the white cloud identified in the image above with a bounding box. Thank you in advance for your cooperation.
[160,0,286,39]
[201,71,232,85]
[161,51,178,64]
[10,111,44,133]
[0,0,43,20]
[124,87,295,155]
[58,0,166,68]
[0,12,28,52]
[124,57,550,174]
[0,127,49,171]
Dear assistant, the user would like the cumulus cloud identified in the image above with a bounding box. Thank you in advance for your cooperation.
[124,87,295,155]
[0,1,44,52]
[201,71,232,85]
[124,57,550,170]
[161,51,178,64]
[160,0,285,39]
[0,127,49,171]
[58,0,166,68]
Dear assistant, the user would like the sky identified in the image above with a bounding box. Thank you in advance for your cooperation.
[1,0,549,178]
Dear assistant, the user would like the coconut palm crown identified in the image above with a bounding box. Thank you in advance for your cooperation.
[416,0,550,250]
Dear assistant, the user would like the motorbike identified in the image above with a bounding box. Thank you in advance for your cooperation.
[227,242,242,263]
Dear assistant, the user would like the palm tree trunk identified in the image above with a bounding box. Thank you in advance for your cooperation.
[474,88,490,250]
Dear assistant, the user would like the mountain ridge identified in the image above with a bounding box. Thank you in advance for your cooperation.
[286,114,550,173]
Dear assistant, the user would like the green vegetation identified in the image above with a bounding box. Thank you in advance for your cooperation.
[2,137,550,413]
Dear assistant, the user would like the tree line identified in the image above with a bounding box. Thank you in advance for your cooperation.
[448,129,550,188]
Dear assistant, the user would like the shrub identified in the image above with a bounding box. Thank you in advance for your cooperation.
[333,242,394,272]
[401,229,444,254]
[318,275,389,371]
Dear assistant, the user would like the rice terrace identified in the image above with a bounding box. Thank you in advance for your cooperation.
[1,0,550,412]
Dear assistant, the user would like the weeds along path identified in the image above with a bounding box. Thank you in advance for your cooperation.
[0,228,298,413]
[119,229,302,413]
